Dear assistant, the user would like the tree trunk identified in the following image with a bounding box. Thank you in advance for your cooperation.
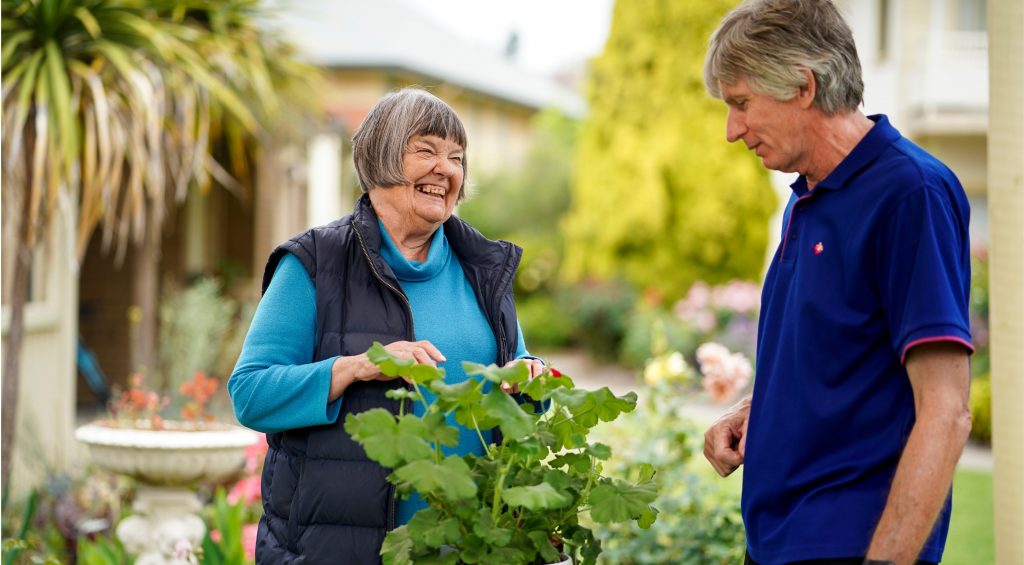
[1,196,34,490]
[130,221,161,380]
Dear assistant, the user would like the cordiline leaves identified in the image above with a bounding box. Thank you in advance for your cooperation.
[587,481,659,524]
[394,456,477,501]
[343,410,432,468]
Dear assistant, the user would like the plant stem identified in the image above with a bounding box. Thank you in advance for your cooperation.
[470,413,489,454]
[491,453,514,523]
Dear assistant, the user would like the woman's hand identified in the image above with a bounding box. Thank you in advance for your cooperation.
[499,358,545,393]
[329,340,445,401]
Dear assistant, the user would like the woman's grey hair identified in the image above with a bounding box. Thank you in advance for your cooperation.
[352,87,468,198]
[704,0,864,115]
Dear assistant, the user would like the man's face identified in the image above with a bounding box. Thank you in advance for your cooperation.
[721,76,809,174]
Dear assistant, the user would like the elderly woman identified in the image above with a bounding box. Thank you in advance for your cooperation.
[228,87,544,564]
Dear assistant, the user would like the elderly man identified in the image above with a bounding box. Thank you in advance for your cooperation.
[701,1,974,565]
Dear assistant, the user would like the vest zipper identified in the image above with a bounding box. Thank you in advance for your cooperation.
[353,223,414,532]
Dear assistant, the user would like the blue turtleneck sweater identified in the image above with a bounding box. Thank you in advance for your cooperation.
[229,222,531,524]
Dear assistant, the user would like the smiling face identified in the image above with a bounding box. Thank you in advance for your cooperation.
[371,134,465,236]
[721,75,811,174]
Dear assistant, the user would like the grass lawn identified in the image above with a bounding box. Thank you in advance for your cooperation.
[944,469,995,565]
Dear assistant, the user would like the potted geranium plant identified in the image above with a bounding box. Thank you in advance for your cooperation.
[344,343,659,565]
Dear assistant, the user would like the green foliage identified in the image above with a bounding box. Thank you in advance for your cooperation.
[514,294,577,350]
[969,375,991,443]
[563,0,776,301]
[592,384,745,564]
[563,280,637,361]
[345,343,658,565]
[77,536,130,565]
[200,489,248,565]
[159,277,237,390]
[944,470,994,565]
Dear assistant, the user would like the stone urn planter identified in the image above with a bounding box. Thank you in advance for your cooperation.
[75,421,259,565]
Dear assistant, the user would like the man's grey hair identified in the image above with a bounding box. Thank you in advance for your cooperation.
[352,87,468,198]
[704,0,864,115]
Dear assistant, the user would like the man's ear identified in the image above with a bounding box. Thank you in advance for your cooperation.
[796,67,816,109]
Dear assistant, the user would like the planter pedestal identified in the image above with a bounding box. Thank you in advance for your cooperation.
[117,487,206,564]
[75,422,259,564]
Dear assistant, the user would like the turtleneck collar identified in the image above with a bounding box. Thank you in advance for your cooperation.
[378,219,451,282]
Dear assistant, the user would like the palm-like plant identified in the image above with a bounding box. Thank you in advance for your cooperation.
[1,0,314,487]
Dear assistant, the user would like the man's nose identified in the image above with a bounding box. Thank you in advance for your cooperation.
[725,108,746,143]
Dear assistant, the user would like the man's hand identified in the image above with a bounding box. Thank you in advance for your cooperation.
[704,395,752,476]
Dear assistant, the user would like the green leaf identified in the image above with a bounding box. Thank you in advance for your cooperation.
[385,388,421,402]
[587,481,659,524]
[550,452,591,473]
[421,411,460,448]
[366,342,445,382]
[463,361,529,385]
[344,410,432,467]
[470,509,512,547]
[549,407,590,450]
[43,40,78,170]
[73,6,102,39]
[636,504,659,529]
[550,388,637,428]
[586,442,612,460]
[407,509,461,548]
[637,462,657,483]
[381,526,414,565]
[480,389,535,441]
[502,482,572,510]
[527,530,562,564]
[394,456,477,501]
[432,378,482,409]
[522,370,574,401]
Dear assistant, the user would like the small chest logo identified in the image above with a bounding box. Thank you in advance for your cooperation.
[813,242,824,255]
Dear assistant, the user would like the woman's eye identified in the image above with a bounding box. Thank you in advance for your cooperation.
[450,156,463,163]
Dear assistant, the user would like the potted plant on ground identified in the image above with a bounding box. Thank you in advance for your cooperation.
[344,343,659,565]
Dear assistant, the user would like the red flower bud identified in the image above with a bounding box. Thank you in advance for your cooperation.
[550,367,562,378]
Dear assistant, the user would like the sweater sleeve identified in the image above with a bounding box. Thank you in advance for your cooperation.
[228,253,342,433]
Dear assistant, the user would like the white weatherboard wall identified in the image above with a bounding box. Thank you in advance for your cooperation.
[307,133,345,229]
[988,0,1024,563]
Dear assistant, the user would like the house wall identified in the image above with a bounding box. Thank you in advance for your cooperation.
[2,216,79,494]
[317,69,536,179]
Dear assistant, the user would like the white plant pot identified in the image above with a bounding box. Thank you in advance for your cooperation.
[75,422,259,564]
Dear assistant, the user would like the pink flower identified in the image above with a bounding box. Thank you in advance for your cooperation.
[242,523,259,561]
[243,434,269,474]
[697,342,753,404]
[209,530,222,543]
[228,475,262,507]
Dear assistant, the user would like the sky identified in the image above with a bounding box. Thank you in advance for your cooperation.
[391,0,616,76]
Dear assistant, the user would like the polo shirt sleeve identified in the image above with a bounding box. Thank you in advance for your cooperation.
[877,185,974,364]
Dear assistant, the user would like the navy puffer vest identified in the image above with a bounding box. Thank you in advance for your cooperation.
[254,195,522,564]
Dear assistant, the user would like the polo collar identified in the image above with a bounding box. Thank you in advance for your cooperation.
[791,114,901,196]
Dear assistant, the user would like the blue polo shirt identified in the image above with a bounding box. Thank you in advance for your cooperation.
[743,115,973,564]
